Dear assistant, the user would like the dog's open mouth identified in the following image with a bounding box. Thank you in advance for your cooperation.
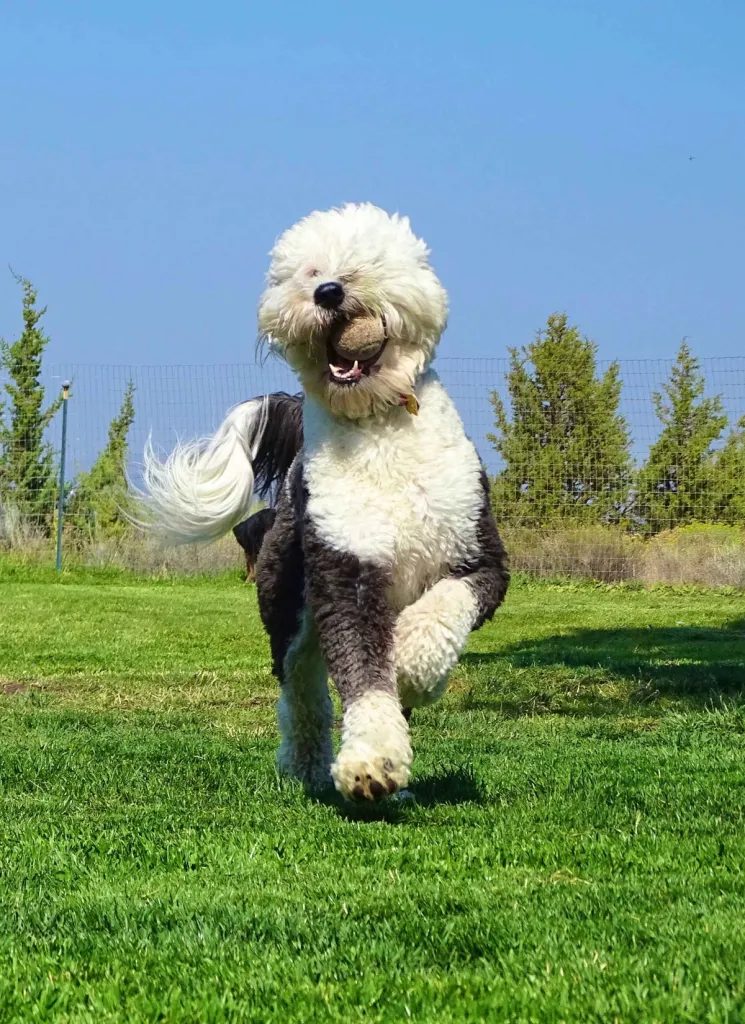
[325,337,387,386]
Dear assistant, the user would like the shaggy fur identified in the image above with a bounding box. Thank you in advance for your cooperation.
[138,203,509,801]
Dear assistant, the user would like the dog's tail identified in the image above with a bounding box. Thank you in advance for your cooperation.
[135,392,303,546]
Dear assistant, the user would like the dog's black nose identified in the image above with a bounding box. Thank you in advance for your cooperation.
[314,281,345,309]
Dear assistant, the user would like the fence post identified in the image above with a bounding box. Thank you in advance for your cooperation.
[55,381,71,573]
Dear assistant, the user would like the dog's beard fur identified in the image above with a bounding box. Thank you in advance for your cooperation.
[257,203,448,420]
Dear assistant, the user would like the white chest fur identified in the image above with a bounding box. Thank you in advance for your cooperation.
[302,372,484,610]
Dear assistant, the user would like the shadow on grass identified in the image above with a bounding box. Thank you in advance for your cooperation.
[311,767,484,821]
[461,619,745,717]
[410,766,484,806]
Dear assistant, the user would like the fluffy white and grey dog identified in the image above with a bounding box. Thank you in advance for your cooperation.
[140,203,508,801]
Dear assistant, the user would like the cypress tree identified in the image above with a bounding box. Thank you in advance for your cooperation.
[708,415,745,527]
[488,313,632,526]
[0,275,61,530]
[68,381,136,538]
[635,342,727,531]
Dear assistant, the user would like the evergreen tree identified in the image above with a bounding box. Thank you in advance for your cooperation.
[708,415,745,526]
[488,313,632,526]
[0,275,62,529]
[67,381,136,538]
[635,342,727,531]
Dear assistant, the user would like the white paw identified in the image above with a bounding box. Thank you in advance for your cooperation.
[332,741,410,801]
[395,615,454,708]
[394,579,477,707]
[331,692,412,802]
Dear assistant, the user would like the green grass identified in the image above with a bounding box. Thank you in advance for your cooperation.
[1,565,744,1023]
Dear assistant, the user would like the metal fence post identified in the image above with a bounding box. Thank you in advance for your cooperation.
[55,381,71,573]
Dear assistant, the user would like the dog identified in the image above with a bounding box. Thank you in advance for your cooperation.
[233,507,277,582]
[139,203,509,801]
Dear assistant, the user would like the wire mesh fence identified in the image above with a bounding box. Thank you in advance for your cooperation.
[1,355,744,584]
[30,355,745,475]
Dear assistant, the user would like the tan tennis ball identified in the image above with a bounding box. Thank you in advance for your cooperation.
[331,315,386,359]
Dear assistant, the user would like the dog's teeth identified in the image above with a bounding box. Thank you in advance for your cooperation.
[329,361,363,381]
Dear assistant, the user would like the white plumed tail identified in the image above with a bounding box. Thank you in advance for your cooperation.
[136,398,268,546]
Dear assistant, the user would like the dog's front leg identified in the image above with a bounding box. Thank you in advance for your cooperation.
[304,526,411,801]
[394,576,485,707]
[256,485,334,791]
[395,477,509,708]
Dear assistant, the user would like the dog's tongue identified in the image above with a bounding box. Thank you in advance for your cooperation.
[329,358,363,381]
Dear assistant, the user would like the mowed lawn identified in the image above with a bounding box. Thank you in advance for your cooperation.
[1,565,744,1023]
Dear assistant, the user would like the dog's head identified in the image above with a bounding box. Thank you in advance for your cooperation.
[258,203,448,419]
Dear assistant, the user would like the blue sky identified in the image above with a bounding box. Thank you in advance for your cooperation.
[1,0,743,366]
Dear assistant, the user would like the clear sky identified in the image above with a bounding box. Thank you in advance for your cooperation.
[1,0,743,367]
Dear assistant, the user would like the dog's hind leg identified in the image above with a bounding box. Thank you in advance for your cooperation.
[256,470,333,790]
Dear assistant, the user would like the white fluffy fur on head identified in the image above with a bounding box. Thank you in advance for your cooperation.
[258,203,448,419]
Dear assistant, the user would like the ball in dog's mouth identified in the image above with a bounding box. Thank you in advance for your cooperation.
[325,315,387,386]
